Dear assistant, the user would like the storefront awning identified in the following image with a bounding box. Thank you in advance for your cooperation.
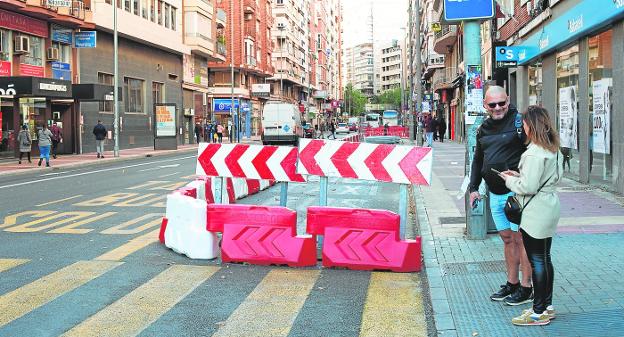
[72,84,121,102]
[0,76,72,98]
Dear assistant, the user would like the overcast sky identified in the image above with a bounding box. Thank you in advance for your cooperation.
[341,0,409,48]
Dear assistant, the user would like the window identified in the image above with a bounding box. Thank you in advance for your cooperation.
[528,63,543,106]
[133,0,139,14]
[98,72,114,113]
[22,35,43,67]
[277,0,283,4]
[150,0,155,22]
[141,0,147,18]
[0,29,9,61]
[165,4,170,28]
[125,0,131,11]
[157,0,163,25]
[51,42,71,63]
[124,77,145,114]
[556,44,580,176]
[171,7,176,30]
[152,82,164,104]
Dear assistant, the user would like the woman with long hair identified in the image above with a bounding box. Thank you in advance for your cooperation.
[499,106,563,326]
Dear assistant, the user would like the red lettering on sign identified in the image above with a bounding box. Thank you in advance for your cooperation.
[0,9,48,38]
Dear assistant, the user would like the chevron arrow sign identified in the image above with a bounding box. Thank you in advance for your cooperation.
[297,139,432,185]
[196,143,306,182]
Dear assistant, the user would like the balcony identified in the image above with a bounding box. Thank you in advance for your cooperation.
[216,41,227,57]
[185,33,215,58]
[245,25,256,39]
[244,0,256,14]
[216,8,226,28]
[433,25,458,55]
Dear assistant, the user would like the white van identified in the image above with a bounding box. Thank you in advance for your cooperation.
[261,101,303,145]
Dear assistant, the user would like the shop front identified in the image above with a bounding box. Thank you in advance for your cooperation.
[0,76,73,158]
[513,0,624,192]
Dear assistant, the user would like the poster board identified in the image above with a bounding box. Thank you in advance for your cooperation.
[558,86,578,150]
[155,104,176,137]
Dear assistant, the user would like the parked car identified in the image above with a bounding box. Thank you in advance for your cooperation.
[261,101,303,145]
[303,124,315,138]
[348,123,357,132]
[336,123,350,134]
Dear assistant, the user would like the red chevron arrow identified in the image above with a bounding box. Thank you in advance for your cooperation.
[334,230,363,261]
[231,226,259,256]
[361,232,390,262]
[251,146,277,180]
[364,144,394,182]
[258,227,286,258]
[281,148,306,182]
[399,147,431,184]
[224,144,249,177]
[298,140,325,175]
[330,142,359,179]
[198,144,221,176]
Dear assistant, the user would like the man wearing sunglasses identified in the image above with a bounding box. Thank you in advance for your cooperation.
[468,86,532,306]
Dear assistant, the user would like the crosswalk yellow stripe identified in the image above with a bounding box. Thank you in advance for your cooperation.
[0,260,121,328]
[212,269,320,337]
[94,229,159,261]
[0,259,29,273]
[359,272,427,337]
[61,265,219,337]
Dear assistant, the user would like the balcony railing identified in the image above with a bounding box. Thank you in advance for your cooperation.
[434,25,457,40]
[246,56,257,66]
[217,42,227,56]
[245,26,256,38]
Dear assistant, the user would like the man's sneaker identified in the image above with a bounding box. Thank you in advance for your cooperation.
[546,305,556,320]
[504,286,533,306]
[490,282,519,301]
[512,308,550,326]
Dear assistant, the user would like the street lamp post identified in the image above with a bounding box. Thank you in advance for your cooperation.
[113,0,119,157]
[230,0,237,143]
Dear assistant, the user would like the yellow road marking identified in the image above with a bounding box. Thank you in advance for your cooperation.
[147,182,187,191]
[0,260,121,328]
[60,265,218,337]
[47,212,117,234]
[94,229,160,261]
[74,193,138,207]
[4,211,95,233]
[100,214,163,235]
[212,269,320,337]
[126,181,170,190]
[36,195,84,207]
[0,259,29,273]
[0,211,56,229]
[359,272,427,337]
[111,194,165,207]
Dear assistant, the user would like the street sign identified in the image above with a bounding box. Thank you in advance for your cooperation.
[74,31,97,48]
[495,46,539,68]
[443,0,494,21]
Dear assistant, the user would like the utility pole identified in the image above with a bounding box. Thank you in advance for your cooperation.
[113,0,119,157]
[413,0,423,145]
[230,0,236,143]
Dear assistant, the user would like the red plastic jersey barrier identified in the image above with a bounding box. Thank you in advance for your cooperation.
[307,206,422,272]
[206,204,317,267]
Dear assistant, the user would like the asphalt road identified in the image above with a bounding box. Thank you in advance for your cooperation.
[0,145,429,337]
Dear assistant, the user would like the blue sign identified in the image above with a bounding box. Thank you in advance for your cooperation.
[74,31,97,48]
[51,62,71,80]
[283,124,290,132]
[51,25,73,44]
[495,46,539,67]
[213,98,239,114]
[517,0,624,65]
[444,0,494,21]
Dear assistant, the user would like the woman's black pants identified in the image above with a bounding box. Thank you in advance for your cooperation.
[521,228,554,314]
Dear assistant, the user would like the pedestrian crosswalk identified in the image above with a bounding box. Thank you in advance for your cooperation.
[0,255,428,337]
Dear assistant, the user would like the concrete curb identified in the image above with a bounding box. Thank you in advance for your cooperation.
[0,147,199,179]
[413,185,458,337]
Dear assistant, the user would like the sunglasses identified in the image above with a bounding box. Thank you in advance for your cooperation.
[487,101,507,108]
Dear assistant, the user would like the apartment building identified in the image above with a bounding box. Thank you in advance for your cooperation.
[379,40,402,93]
[0,0,94,158]
[351,42,374,98]
[208,0,274,138]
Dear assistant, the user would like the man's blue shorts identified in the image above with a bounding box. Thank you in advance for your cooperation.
[489,191,519,232]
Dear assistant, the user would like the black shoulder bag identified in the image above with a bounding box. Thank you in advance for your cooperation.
[504,152,558,225]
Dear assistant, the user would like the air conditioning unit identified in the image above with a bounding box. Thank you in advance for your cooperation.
[47,47,60,61]
[277,22,285,30]
[14,36,30,54]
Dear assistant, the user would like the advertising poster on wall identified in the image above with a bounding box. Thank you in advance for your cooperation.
[592,78,612,154]
[465,65,485,124]
[155,104,176,137]
[559,86,578,150]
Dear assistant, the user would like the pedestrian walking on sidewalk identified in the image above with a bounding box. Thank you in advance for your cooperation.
[17,124,32,164]
[93,120,107,158]
[194,122,202,143]
[499,106,563,326]
[469,85,533,306]
[329,122,336,139]
[437,115,446,142]
[423,113,435,147]
[37,124,53,167]
[216,123,224,143]
[50,122,62,159]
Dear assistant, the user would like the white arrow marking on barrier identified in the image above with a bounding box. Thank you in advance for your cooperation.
[266,146,291,182]
[212,144,234,177]
[382,146,412,184]
[239,145,263,179]
[195,143,209,176]
[348,143,376,181]
[315,141,342,176]
[296,139,311,176]
[416,150,434,185]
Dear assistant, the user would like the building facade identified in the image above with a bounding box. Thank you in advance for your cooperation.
[351,42,374,98]
[379,40,402,93]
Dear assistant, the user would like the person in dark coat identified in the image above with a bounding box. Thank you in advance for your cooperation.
[194,123,202,144]
[93,120,107,158]
[17,124,32,164]
[431,115,439,141]
[437,115,447,142]
[50,122,62,158]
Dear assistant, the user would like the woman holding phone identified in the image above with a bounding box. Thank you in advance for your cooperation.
[499,106,563,326]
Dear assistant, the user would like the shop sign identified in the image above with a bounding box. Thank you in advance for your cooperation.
[241,102,251,113]
[213,98,239,114]
[48,0,72,7]
[20,64,44,77]
[0,9,48,38]
[0,83,15,97]
[74,31,97,48]
[313,90,328,99]
[51,62,71,80]
[251,84,270,97]
[495,46,538,68]
[0,61,11,77]
[444,0,494,22]
[155,104,177,137]
[51,25,73,45]
[39,82,68,93]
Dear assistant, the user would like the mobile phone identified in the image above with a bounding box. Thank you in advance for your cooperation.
[471,199,478,209]
[490,168,502,175]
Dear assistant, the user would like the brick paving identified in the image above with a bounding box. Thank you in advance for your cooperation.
[417,141,624,337]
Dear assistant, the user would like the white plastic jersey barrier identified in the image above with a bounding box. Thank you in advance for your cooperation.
[164,193,219,260]
[232,178,249,199]
[260,180,271,190]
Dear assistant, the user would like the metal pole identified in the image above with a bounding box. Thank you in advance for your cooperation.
[398,184,408,239]
[280,27,284,101]
[279,182,288,207]
[113,1,120,157]
[317,176,328,258]
[413,0,423,145]
[464,20,486,239]
[230,0,236,143]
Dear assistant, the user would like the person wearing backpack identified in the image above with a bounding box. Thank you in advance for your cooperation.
[17,124,32,164]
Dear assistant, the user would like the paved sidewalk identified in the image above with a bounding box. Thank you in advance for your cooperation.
[0,136,261,176]
[417,141,624,337]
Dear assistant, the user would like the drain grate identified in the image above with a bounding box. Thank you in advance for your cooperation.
[438,216,465,224]
[442,260,506,275]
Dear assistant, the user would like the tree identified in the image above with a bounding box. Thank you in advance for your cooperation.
[377,88,402,109]
[343,84,368,116]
